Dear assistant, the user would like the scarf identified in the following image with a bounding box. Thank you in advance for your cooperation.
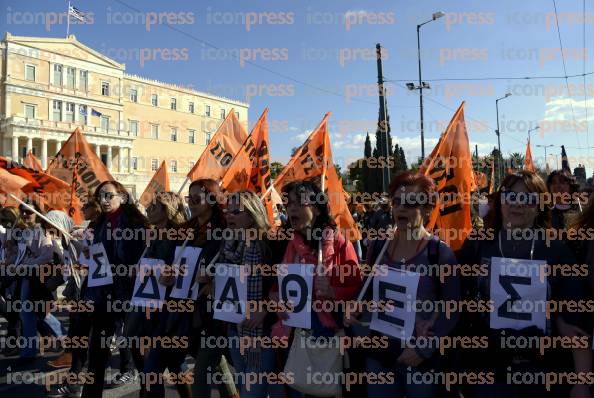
[283,227,338,329]
[218,238,265,370]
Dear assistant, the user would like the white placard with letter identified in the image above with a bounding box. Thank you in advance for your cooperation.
[370,265,420,342]
[169,246,202,300]
[82,243,113,287]
[278,263,314,329]
[490,257,547,332]
[131,258,167,309]
[213,263,248,324]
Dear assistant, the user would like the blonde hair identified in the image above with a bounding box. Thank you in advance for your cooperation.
[154,191,187,227]
[229,190,270,233]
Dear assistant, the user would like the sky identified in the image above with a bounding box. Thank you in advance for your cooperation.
[2,0,593,175]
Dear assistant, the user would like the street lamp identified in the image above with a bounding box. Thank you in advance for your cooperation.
[495,93,512,181]
[536,144,554,170]
[406,11,445,160]
[527,126,539,142]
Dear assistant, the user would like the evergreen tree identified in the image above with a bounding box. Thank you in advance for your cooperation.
[363,133,372,193]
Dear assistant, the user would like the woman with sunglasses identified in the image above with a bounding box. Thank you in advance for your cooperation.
[140,191,194,398]
[77,181,148,398]
[344,171,460,398]
[457,171,591,398]
[278,180,361,398]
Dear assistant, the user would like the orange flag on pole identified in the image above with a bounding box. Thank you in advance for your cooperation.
[46,128,113,224]
[139,161,170,208]
[489,158,496,194]
[186,108,247,183]
[221,109,274,222]
[473,171,488,190]
[419,102,473,251]
[524,139,536,172]
[274,113,361,240]
[24,150,43,172]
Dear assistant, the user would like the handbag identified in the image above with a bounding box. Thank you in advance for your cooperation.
[283,240,345,397]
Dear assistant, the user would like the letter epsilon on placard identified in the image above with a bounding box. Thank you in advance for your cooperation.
[82,243,113,287]
[489,257,547,332]
[213,263,248,324]
[131,258,166,309]
[169,246,202,300]
[278,263,314,329]
[370,265,420,342]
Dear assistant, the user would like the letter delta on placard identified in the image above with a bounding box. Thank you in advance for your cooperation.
[169,246,202,300]
[131,258,167,309]
[82,243,114,288]
[370,265,420,342]
[278,263,314,329]
[489,257,547,332]
[213,263,248,324]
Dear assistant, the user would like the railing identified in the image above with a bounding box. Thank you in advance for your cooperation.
[6,116,133,139]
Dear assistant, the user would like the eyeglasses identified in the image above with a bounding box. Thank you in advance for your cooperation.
[501,191,539,207]
[99,192,119,201]
[392,196,422,209]
[19,208,33,215]
[224,208,245,216]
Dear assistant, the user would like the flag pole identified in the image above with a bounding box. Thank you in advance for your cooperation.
[66,1,71,37]
[177,176,190,195]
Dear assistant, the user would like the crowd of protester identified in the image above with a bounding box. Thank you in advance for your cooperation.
[0,169,593,398]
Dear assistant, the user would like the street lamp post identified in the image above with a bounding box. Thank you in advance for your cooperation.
[527,126,540,142]
[495,93,512,182]
[407,11,444,160]
[536,144,554,170]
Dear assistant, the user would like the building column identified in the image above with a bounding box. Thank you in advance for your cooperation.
[26,137,33,155]
[12,136,19,162]
[55,140,63,155]
[41,139,48,169]
[107,146,112,170]
[95,144,101,158]
[127,147,132,173]
[118,147,124,173]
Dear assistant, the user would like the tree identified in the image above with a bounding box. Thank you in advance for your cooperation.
[363,132,372,193]
[270,161,284,180]
[290,146,299,157]
[508,152,525,171]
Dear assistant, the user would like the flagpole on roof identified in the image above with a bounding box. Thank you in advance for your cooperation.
[66,1,71,37]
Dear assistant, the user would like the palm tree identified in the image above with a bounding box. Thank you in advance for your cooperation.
[508,152,525,171]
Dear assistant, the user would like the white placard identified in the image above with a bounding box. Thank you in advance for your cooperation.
[370,265,420,342]
[169,246,202,300]
[62,248,72,281]
[490,257,547,332]
[213,263,248,324]
[82,243,113,287]
[131,258,167,309]
[278,263,314,329]
[15,242,27,266]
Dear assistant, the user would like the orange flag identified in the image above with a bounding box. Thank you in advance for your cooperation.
[473,171,488,190]
[139,161,170,208]
[221,109,274,222]
[187,108,247,183]
[420,102,473,251]
[488,159,495,194]
[0,158,72,212]
[24,150,43,172]
[46,128,113,224]
[524,139,536,172]
[274,113,361,240]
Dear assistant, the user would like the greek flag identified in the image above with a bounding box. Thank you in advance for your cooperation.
[68,5,89,23]
[91,108,102,117]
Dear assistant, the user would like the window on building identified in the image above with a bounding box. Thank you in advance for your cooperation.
[79,105,88,125]
[170,160,177,173]
[151,124,159,139]
[101,81,110,96]
[130,88,138,103]
[205,105,211,117]
[53,64,63,86]
[65,102,75,122]
[25,65,36,81]
[205,132,212,145]
[66,67,75,89]
[170,128,177,142]
[24,104,35,119]
[79,70,88,91]
[151,94,158,107]
[170,98,177,110]
[101,116,110,132]
[151,159,159,171]
[188,130,195,144]
[132,157,138,170]
[52,100,62,121]
[129,120,139,136]
[188,102,194,113]
[220,109,226,119]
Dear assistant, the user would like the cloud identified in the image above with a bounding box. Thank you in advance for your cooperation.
[289,129,312,142]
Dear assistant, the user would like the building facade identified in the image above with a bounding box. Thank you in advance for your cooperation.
[0,33,249,197]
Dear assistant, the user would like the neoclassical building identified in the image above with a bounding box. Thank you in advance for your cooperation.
[0,32,248,196]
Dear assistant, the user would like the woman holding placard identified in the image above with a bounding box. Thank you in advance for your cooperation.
[80,181,148,398]
[457,170,590,398]
[344,171,460,398]
[279,180,362,398]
